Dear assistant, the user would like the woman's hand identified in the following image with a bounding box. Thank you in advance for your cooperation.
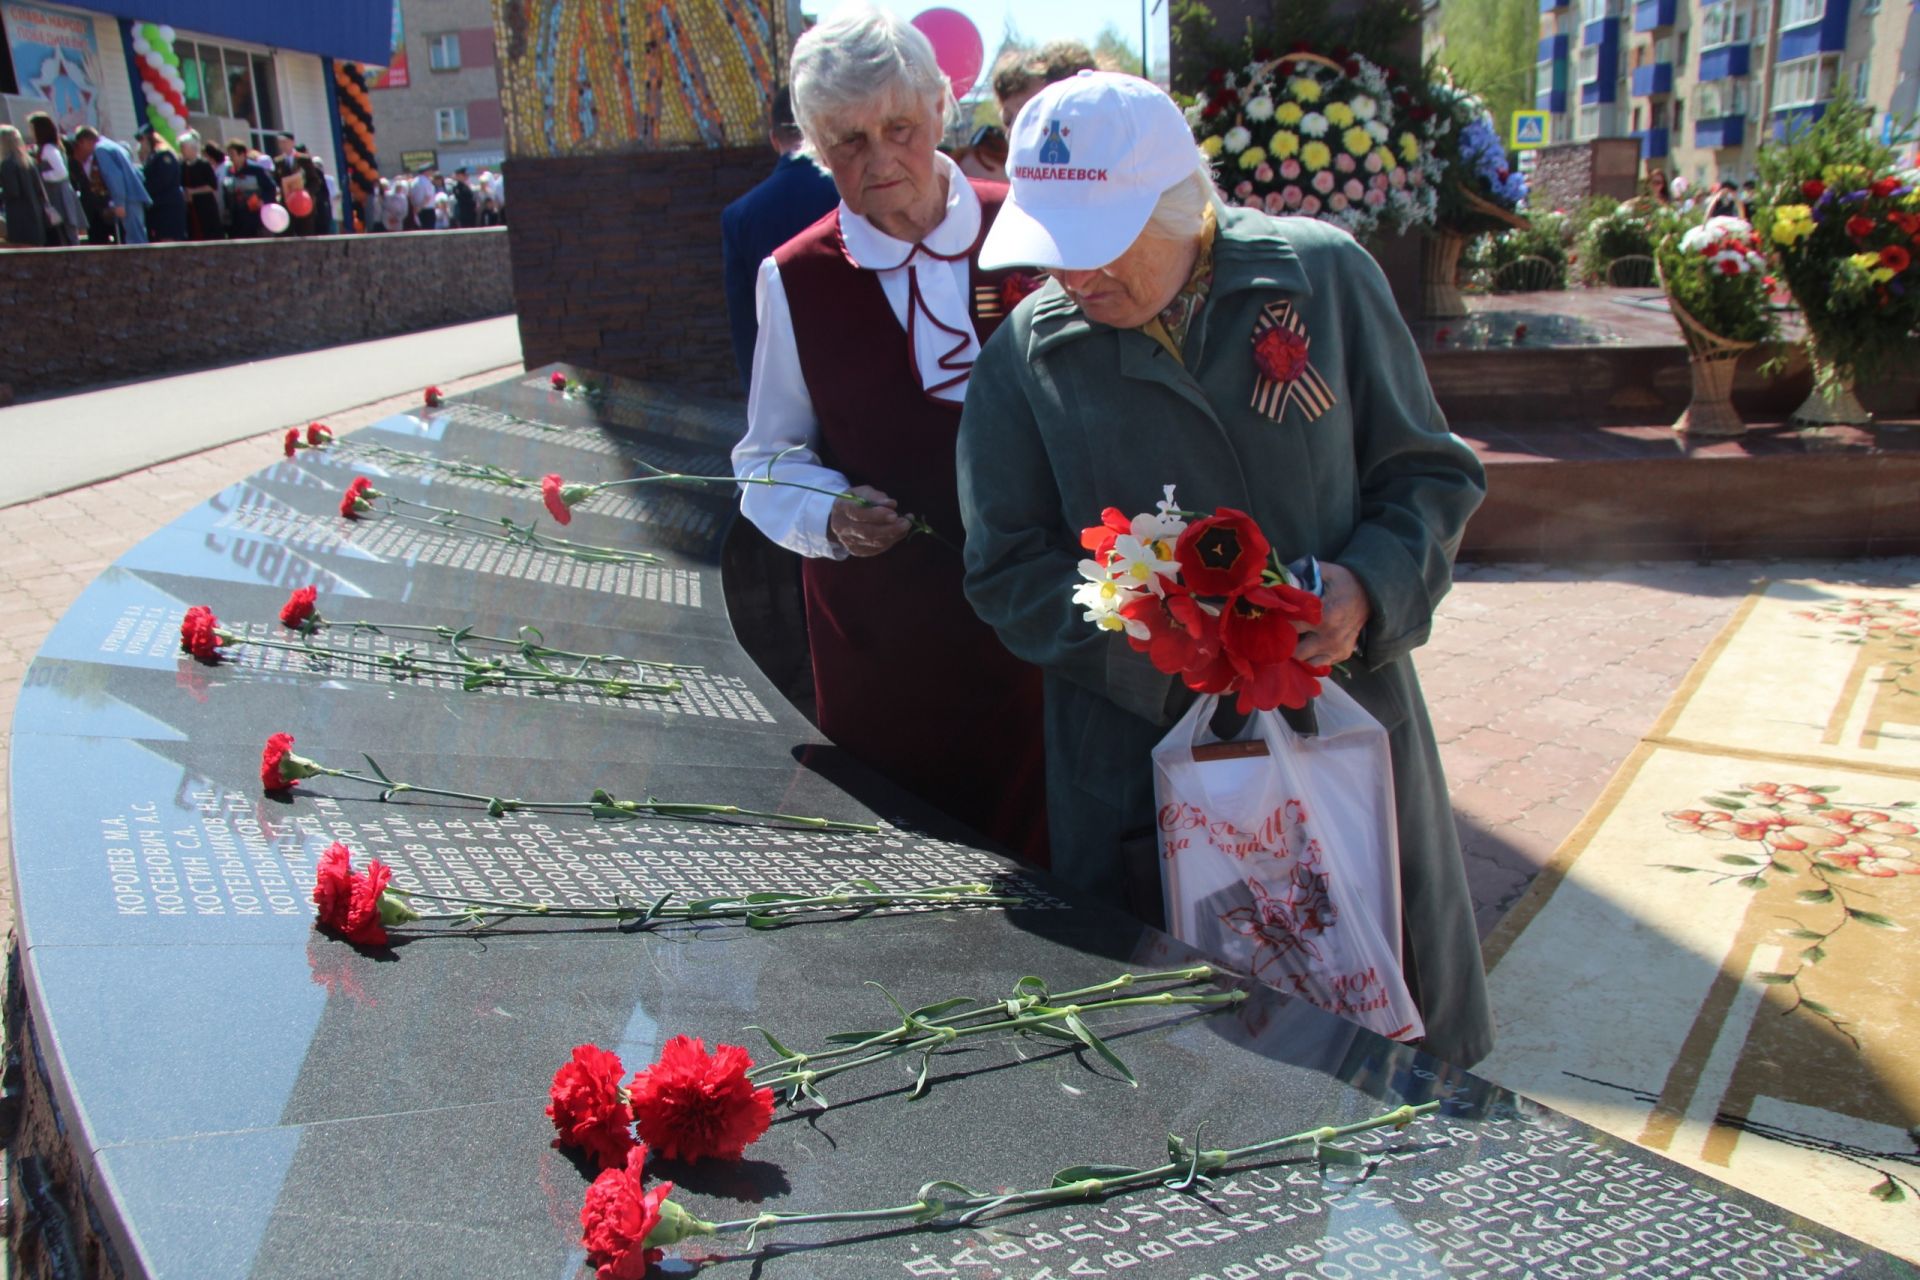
[1296,561,1371,668]
[828,485,914,557]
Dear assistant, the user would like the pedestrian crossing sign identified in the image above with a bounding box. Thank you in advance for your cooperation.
[1511,111,1550,150]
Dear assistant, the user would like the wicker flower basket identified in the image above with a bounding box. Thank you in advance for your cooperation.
[1791,347,1874,426]
[1663,288,1756,438]
[1423,192,1530,318]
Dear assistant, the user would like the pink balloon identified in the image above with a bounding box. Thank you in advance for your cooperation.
[286,188,314,218]
[911,7,984,97]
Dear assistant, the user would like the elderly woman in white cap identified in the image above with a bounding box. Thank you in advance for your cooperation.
[956,72,1492,1065]
[729,4,1047,862]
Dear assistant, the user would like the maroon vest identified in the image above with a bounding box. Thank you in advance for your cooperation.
[772,183,1047,864]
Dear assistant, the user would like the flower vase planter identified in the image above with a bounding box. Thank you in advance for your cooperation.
[1663,282,1756,438]
[1790,349,1873,426]
[1423,230,1468,319]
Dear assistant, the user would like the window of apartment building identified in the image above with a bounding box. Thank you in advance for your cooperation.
[1582,0,1611,23]
[1778,0,1824,27]
[1578,104,1603,138]
[1850,61,1868,98]
[1676,31,1689,61]
[1579,45,1600,82]
[1700,5,1750,45]
[435,106,470,142]
[1672,99,1685,135]
[1655,35,1673,61]
[1773,55,1836,105]
[1631,105,1643,130]
[429,34,462,72]
[1694,78,1748,117]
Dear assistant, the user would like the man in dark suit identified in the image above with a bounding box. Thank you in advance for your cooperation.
[720,87,839,393]
[451,167,479,228]
[272,133,325,235]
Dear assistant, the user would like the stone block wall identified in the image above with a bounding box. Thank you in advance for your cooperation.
[505,147,768,398]
[0,228,513,400]
[1530,138,1645,213]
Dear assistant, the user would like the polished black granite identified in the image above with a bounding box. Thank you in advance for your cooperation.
[9,367,1908,1278]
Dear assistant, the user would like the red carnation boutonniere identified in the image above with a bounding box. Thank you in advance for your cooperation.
[1001,272,1043,312]
[1247,301,1334,425]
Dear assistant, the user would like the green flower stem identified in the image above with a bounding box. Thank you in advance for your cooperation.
[219,630,681,698]
[387,883,1019,929]
[309,760,881,833]
[747,966,1219,1077]
[379,498,662,566]
[326,620,703,672]
[755,991,1246,1092]
[684,1102,1441,1244]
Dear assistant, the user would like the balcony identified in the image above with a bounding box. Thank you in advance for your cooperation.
[1540,0,1571,12]
[1633,0,1677,28]
[1773,102,1828,140]
[1537,88,1570,113]
[1694,115,1747,148]
[1636,126,1671,158]
[1697,42,1751,80]
[1778,0,1850,58]
[1538,33,1571,60]
[1631,62,1674,95]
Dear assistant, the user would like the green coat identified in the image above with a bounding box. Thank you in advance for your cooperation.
[956,210,1493,1067]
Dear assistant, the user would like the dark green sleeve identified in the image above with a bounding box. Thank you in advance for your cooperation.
[957,327,1187,727]
[1329,235,1486,668]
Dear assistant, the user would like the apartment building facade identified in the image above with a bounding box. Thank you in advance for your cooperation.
[1537,0,1919,189]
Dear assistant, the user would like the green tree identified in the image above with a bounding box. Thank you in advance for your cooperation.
[1092,21,1145,75]
[1438,0,1537,142]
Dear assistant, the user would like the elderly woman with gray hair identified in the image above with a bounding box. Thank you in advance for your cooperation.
[957,73,1493,1065]
[730,4,1047,862]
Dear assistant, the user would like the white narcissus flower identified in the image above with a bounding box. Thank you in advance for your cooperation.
[1072,572,1149,637]
[1223,125,1253,153]
[1246,94,1275,121]
[1299,112,1329,138]
[1108,533,1182,596]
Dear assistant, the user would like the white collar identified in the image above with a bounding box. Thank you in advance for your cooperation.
[837,152,979,271]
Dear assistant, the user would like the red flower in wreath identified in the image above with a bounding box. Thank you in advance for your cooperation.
[1871,176,1901,199]
[1881,244,1912,274]
[1845,215,1876,240]
[179,605,224,663]
[580,1146,671,1280]
[280,584,319,631]
[548,1044,638,1171]
[1175,509,1271,596]
[1253,326,1310,385]
[627,1035,774,1163]
[1802,179,1827,201]
[312,841,395,947]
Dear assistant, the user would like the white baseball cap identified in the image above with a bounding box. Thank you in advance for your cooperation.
[979,71,1204,272]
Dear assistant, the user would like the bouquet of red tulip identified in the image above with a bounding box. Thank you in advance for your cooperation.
[1074,486,1329,714]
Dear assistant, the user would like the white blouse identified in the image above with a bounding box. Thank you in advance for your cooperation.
[733,153,984,560]
[39,142,67,184]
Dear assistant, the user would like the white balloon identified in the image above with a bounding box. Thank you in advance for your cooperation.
[261,203,291,233]
[158,25,175,41]
[146,51,163,68]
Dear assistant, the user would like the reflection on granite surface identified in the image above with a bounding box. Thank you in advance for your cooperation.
[8,367,1907,1277]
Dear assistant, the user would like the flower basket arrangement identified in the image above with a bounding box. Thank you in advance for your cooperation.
[1754,99,1920,426]
[1654,213,1779,437]
[1186,46,1439,242]
[1576,198,1659,285]
[1415,76,1529,316]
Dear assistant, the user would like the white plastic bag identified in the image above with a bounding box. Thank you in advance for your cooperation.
[1152,685,1424,1042]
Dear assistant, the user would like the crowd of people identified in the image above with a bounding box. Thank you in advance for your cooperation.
[0,113,502,247]
[1642,166,1760,219]
[720,9,1495,1065]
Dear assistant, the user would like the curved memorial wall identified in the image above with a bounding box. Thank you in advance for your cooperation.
[4,369,1902,1278]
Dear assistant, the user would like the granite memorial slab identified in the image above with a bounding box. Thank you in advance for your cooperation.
[6,366,1910,1279]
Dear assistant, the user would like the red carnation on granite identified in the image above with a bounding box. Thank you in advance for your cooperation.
[306,422,332,447]
[261,732,328,794]
[179,605,224,663]
[283,427,301,459]
[580,1146,671,1280]
[311,841,399,947]
[548,1044,639,1171]
[280,585,319,631]
[340,476,380,519]
[1174,509,1271,597]
[541,473,597,525]
[551,370,569,389]
[627,1035,774,1163]
[424,385,444,408]
[1252,326,1310,384]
